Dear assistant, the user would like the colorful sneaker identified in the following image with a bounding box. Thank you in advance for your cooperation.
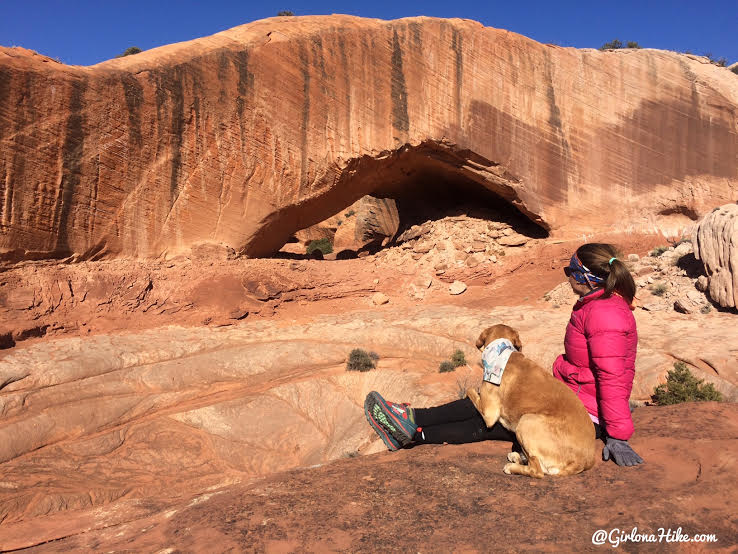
[364,395,402,452]
[364,391,419,447]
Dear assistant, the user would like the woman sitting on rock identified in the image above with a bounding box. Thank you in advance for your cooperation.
[365,242,644,467]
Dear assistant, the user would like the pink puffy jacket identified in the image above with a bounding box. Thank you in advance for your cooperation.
[552,288,638,440]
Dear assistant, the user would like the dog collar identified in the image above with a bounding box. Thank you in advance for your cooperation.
[481,338,517,386]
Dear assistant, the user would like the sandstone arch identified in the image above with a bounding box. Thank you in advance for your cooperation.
[1,16,736,262]
[250,140,545,257]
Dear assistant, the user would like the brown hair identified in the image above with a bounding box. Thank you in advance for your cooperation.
[576,243,636,303]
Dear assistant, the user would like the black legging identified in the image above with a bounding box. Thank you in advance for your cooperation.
[411,397,603,445]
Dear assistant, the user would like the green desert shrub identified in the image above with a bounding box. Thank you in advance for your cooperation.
[346,348,376,372]
[450,349,466,368]
[650,245,669,256]
[700,304,712,314]
[439,361,455,373]
[650,283,668,296]
[344,209,356,217]
[306,238,332,256]
[704,53,727,67]
[651,362,723,405]
[600,39,623,50]
[439,349,467,373]
[118,46,142,57]
[600,39,641,50]
[277,10,294,16]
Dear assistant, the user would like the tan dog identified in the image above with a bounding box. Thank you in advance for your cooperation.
[466,324,596,478]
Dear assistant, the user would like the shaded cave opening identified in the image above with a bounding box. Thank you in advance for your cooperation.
[381,168,547,242]
[266,141,548,260]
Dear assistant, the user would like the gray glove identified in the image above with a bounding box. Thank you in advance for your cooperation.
[602,437,644,466]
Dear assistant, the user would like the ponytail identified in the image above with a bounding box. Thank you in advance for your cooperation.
[576,243,636,304]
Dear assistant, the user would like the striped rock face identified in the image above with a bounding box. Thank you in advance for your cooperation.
[1,16,737,263]
[693,203,738,308]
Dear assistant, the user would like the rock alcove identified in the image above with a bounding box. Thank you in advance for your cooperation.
[270,140,549,260]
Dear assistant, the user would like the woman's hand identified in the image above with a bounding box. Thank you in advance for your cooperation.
[602,437,644,466]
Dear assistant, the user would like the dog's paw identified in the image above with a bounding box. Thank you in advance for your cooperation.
[510,449,528,465]
[503,463,514,475]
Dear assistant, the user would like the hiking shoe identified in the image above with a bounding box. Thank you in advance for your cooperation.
[364,391,419,447]
[365,395,402,452]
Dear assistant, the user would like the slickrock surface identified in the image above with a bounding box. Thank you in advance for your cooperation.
[693,203,738,308]
[1,291,736,549]
[2,16,738,261]
[3,403,736,552]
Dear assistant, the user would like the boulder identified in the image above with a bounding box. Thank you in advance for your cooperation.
[448,281,467,295]
[412,241,434,254]
[371,292,390,306]
[395,225,428,245]
[331,196,400,252]
[696,275,709,292]
[692,203,738,308]
[497,234,528,247]
[354,197,400,245]
[673,241,692,257]
[686,290,703,303]
[465,252,486,267]
[469,240,487,253]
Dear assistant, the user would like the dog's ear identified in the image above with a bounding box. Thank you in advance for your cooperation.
[510,329,523,352]
[475,333,486,350]
[476,328,491,350]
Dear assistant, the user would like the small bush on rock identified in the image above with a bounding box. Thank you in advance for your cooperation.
[650,245,669,256]
[451,349,467,368]
[700,305,712,314]
[651,283,668,296]
[347,349,376,372]
[117,46,142,57]
[704,53,727,67]
[307,238,333,256]
[600,39,623,50]
[439,361,455,373]
[651,362,723,405]
[600,40,641,50]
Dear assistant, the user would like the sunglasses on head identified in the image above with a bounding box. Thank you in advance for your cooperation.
[563,266,577,277]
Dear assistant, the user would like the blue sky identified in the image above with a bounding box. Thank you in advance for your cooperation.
[2,0,736,66]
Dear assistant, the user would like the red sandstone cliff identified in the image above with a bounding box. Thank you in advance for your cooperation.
[1,16,737,261]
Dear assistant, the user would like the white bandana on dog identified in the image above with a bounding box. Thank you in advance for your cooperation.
[481,338,517,385]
